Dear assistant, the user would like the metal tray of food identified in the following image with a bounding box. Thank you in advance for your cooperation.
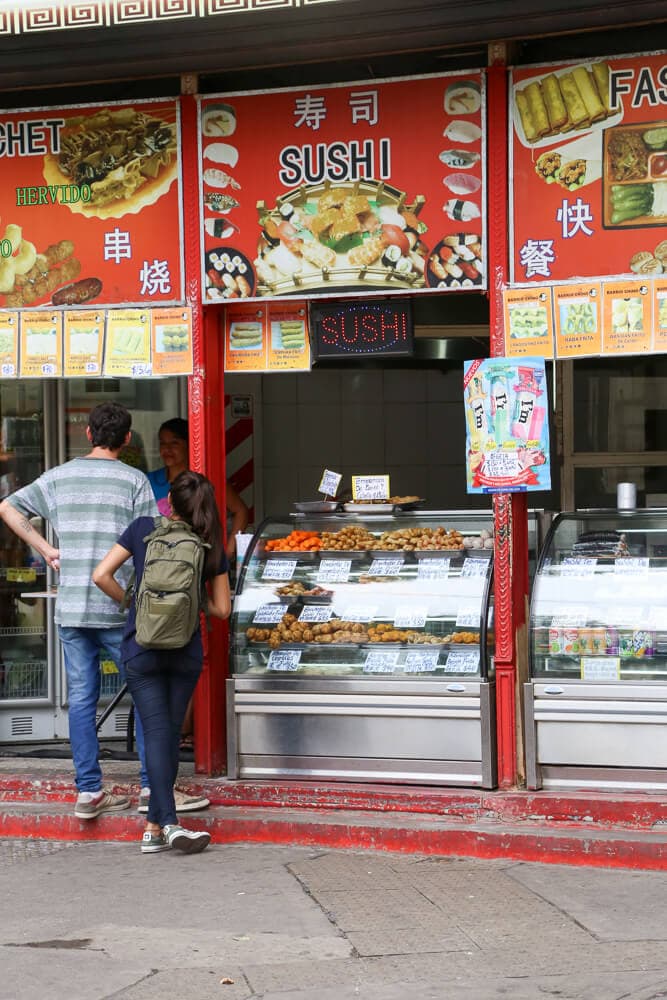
[261,548,319,561]
[463,546,493,558]
[343,502,393,514]
[293,500,341,513]
[413,548,464,559]
[367,549,413,562]
[318,549,370,561]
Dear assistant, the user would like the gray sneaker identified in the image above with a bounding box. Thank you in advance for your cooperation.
[141,830,170,854]
[163,823,211,854]
[75,790,130,820]
[138,788,210,814]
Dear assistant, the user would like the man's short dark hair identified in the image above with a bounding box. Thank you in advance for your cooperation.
[88,403,132,450]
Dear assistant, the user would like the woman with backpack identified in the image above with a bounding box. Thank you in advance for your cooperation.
[93,470,231,854]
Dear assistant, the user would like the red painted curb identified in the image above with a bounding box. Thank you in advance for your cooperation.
[1,807,665,871]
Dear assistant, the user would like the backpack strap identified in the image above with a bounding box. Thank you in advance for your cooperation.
[121,517,162,611]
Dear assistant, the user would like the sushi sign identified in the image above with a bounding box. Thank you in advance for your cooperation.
[199,71,486,304]
[510,50,667,285]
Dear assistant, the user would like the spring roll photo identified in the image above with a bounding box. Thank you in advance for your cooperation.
[542,74,568,132]
[559,73,590,129]
[572,66,606,122]
[524,82,550,138]
[515,89,539,142]
[592,62,612,113]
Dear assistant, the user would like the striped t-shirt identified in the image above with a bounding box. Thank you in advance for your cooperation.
[8,457,158,628]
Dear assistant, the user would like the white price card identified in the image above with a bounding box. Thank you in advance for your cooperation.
[318,468,342,497]
[298,605,333,623]
[253,604,286,624]
[550,607,589,627]
[352,474,390,500]
[262,560,297,581]
[317,559,352,583]
[614,558,649,575]
[369,558,404,577]
[580,656,620,681]
[394,607,428,628]
[417,558,450,580]
[404,649,441,673]
[267,649,302,672]
[560,557,597,577]
[461,558,489,578]
[363,649,399,674]
[342,605,377,623]
[456,607,479,627]
[445,648,480,673]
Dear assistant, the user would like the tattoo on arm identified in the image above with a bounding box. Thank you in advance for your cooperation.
[19,517,34,535]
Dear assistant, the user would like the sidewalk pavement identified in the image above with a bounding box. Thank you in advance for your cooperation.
[2,836,667,1000]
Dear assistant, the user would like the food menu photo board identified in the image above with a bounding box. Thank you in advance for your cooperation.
[464,357,551,494]
[63,309,104,376]
[503,286,554,358]
[510,50,667,284]
[0,312,18,376]
[224,301,311,372]
[19,310,63,377]
[601,279,652,355]
[0,99,183,311]
[655,278,667,351]
[104,308,151,377]
[552,282,602,357]
[151,306,194,376]
[200,71,486,303]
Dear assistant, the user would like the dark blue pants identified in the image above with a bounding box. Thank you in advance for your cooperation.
[124,649,202,828]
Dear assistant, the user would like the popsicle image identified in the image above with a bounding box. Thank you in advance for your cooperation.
[511,365,544,440]
[466,374,488,452]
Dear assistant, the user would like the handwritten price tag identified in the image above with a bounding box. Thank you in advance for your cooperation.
[369,558,404,577]
[404,649,441,673]
[298,605,333,623]
[341,605,377,623]
[363,649,399,674]
[253,604,286,624]
[417,558,450,580]
[394,608,427,628]
[560,557,597,577]
[456,607,479,627]
[352,475,390,500]
[318,468,342,497]
[262,560,297,581]
[267,649,302,672]
[614,558,649,575]
[317,559,351,583]
[550,608,588,627]
[580,656,620,681]
[445,648,480,673]
[461,558,489,578]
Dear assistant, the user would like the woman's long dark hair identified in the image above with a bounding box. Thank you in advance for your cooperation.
[169,471,224,579]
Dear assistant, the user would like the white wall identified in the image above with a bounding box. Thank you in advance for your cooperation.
[225,367,488,517]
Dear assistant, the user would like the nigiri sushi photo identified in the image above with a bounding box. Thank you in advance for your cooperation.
[203,168,241,190]
[202,104,236,137]
[204,218,239,239]
[439,149,480,169]
[443,121,483,143]
[443,200,481,222]
[443,173,482,196]
[205,142,239,168]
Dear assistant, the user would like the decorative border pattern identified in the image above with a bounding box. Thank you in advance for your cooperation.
[1,0,340,33]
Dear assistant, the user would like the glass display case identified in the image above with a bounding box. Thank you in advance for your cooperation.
[227,510,497,787]
[525,509,667,792]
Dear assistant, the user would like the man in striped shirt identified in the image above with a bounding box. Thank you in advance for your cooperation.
[0,402,156,820]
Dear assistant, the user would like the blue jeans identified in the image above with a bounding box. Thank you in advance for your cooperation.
[58,626,148,792]
[124,649,202,827]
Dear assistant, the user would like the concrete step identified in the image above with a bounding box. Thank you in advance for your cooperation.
[1,797,667,870]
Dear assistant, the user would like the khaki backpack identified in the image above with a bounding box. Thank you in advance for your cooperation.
[134,517,210,650]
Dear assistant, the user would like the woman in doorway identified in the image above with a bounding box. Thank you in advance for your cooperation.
[147,417,189,517]
[93,471,231,854]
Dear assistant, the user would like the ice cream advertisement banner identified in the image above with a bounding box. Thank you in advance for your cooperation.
[199,71,486,304]
[510,50,667,284]
[464,358,551,494]
[0,98,182,310]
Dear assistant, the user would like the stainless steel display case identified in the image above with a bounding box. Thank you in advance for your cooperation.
[227,510,497,787]
[525,509,667,792]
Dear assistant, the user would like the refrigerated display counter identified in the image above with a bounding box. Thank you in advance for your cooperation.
[525,509,667,791]
[227,510,497,787]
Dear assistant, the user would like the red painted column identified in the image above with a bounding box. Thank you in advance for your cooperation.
[181,91,228,775]
[487,52,530,788]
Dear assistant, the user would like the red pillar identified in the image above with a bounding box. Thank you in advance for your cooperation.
[181,91,228,775]
[487,51,530,787]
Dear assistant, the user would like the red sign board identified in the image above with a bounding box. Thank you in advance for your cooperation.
[0,99,183,310]
[510,51,667,284]
[200,72,486,303]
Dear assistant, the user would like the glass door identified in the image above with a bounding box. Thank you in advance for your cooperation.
[0,381,58,742]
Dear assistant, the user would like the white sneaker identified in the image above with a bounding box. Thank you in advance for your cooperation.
[163,823,211,854]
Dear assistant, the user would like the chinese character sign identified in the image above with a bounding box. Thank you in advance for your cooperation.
[0,99,183,309]
[510,51,667,283]
[463,358,551,494]
[200,72,486,302]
